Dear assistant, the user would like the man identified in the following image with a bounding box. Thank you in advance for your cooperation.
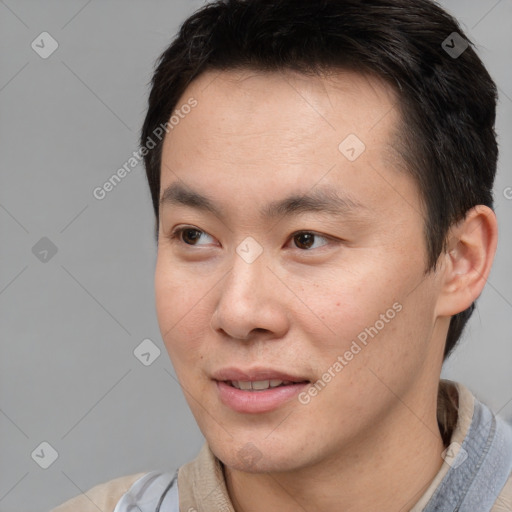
[53,0,512,510]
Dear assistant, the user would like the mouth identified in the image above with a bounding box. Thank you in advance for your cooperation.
[227,379,307,391]
[212,368,310,413]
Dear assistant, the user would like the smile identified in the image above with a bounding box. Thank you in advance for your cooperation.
[229,379,296,390]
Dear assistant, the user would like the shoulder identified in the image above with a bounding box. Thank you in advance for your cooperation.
[492,472,512,511]
[51,472,147,512]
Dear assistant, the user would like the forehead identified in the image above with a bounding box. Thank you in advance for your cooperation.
[159,68,415,221]
[174,68,398,136]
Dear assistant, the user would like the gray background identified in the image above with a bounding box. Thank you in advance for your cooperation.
[0,1,510,511]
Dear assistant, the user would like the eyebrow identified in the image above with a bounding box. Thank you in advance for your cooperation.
[159,182,368,221]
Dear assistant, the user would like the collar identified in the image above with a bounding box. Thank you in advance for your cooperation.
[419,381,512,511]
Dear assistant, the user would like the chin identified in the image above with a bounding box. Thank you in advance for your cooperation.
[207,435,306,474]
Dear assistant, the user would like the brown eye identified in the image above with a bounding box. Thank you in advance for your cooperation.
[181,228,202,245]
[292,232,329,250]
[170,227,213,246]
[294,232,315,249]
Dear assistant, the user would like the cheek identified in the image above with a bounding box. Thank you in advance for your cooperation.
[154,256,211,365]
[306,272,399,354]
[303,255,429,387]
[320,276,437,391]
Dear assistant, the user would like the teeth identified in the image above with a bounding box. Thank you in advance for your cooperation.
[252,380,272,390]
[230,379,290,391]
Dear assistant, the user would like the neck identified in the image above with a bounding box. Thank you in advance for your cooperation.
[224,383,447,512]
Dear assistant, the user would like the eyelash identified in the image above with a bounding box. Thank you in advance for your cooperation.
[168,226,335,251]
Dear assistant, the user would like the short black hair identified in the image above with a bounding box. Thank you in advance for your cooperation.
[140,0,498,361]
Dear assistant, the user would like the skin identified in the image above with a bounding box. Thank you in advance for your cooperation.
[154,69,497,511]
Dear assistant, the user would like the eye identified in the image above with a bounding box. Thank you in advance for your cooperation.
[289,231,330,250]
[169,226,215,246]
[168,227,332,251]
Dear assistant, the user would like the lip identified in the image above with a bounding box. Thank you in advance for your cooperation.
[212,367,309,383]
[212,367,310,414]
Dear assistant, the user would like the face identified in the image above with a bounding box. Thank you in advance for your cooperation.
[155,69,446,473]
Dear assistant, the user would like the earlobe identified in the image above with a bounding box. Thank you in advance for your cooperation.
[436,205,498,317]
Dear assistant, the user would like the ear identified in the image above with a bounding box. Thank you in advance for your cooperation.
[435,205,498,317]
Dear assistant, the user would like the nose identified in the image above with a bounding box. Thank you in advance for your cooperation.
[210,252,290,342]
